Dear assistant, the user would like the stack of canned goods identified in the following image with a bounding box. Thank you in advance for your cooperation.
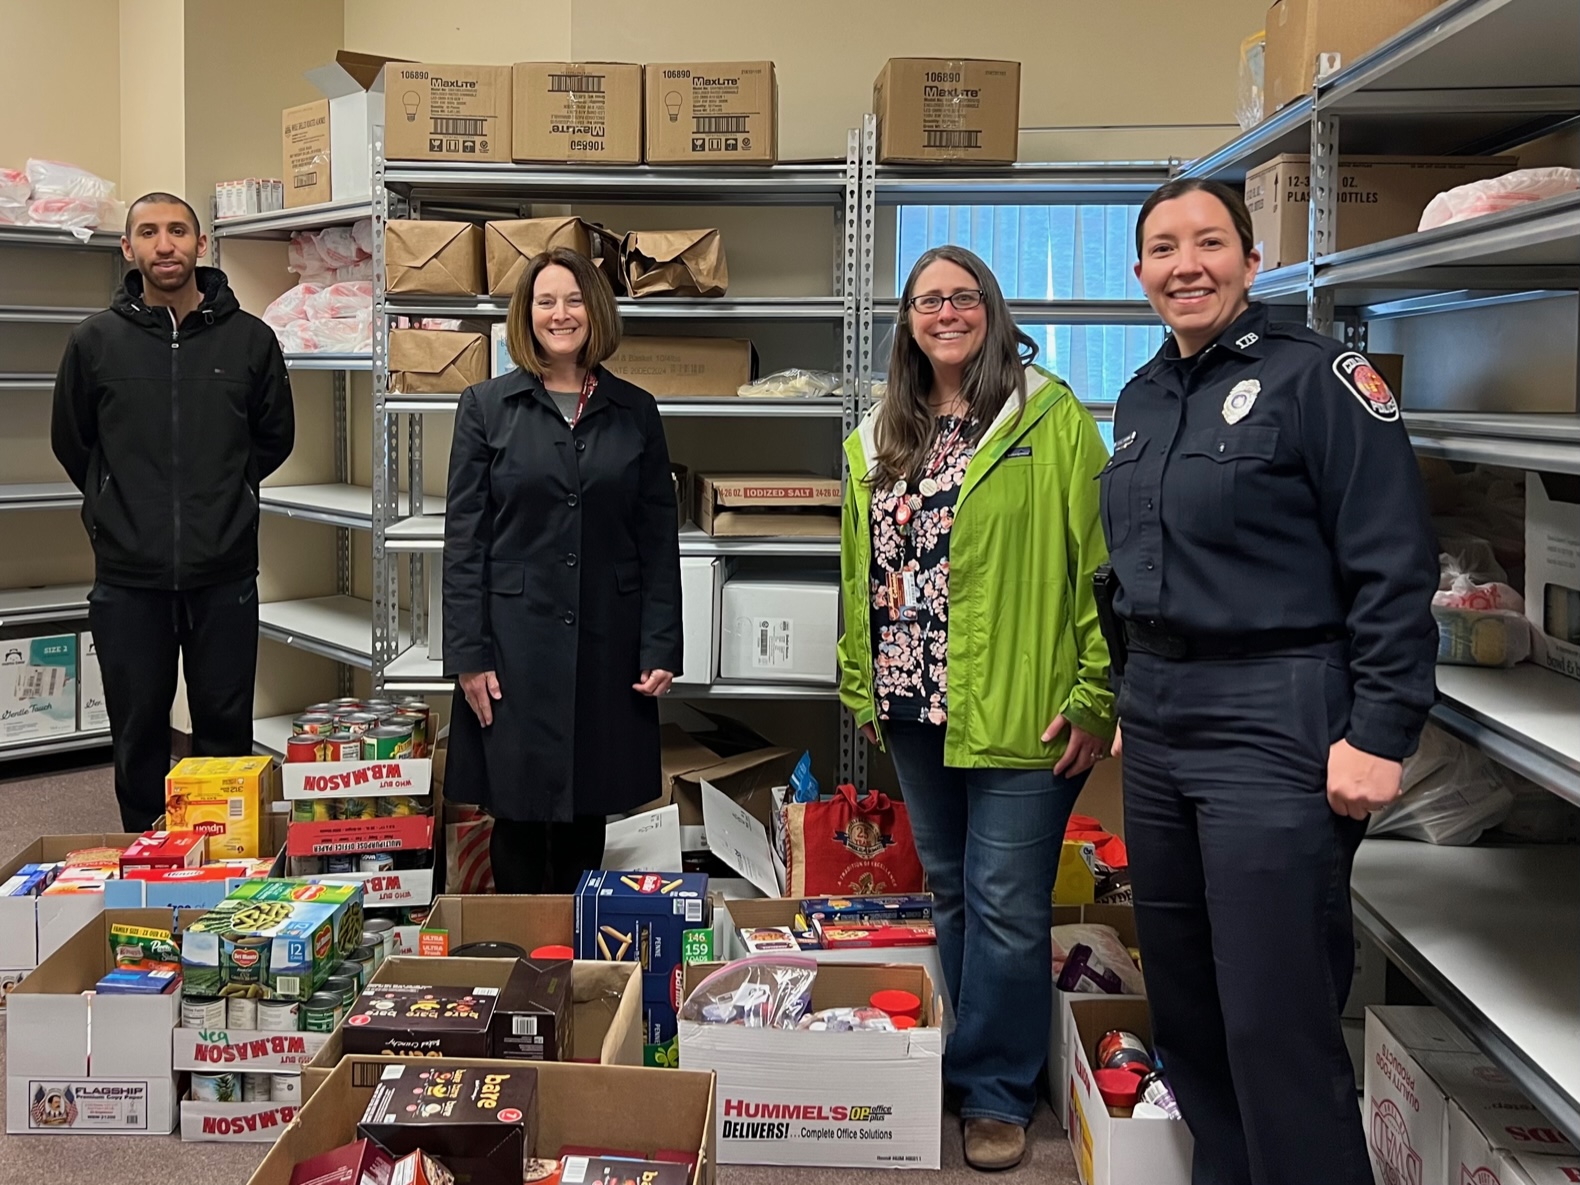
[285,697,432,763]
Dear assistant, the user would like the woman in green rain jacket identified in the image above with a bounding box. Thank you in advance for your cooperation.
[836,245,1113,1172]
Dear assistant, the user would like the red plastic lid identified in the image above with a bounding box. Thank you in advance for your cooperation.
[1095,1069,1142,1108]
[891,1015,918,1030]
[870,989,922,1019]
[530,945,575,960]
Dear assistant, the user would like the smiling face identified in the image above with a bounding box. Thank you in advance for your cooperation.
[1134,188,1261,357]
[122,200,206,294]
[907,259,989,376]
[530,263,588,372]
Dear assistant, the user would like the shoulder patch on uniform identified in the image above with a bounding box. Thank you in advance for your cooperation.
[1332,351,1399,422]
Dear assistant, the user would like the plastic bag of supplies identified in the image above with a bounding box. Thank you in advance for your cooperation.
[1432,554,1531,668]
[1367,725,1513,845]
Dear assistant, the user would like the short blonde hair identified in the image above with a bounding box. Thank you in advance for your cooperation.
[505,246,622,376]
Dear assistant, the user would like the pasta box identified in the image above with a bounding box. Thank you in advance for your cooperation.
[574,872,709,997]
[358,1062,539,1185]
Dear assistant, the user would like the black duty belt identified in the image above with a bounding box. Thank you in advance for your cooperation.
[1122,618,1345,661]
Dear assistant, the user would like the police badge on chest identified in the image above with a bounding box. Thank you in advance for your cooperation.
[1222,379,1260,425]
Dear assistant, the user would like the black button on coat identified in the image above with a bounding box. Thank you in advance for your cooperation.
[441,365,682,822]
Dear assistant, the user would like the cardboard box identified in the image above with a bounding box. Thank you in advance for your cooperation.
[1050,905,1143,1128]
[485,217,593,297]
[645,61,776,165]
[1440,1053,1578,1184]
[1245,153,1514,269]
[293,51,393,202]
[120,831,206,872]
[164,756,279,860]
[182,880,365,1002]
[606,337,755,398]
[343,981,498,1059]
[250,1056,718,1185]
[719,572,839,684]
[694,473,841,539]
[286,1139,394,1185]
[622,229,729,298]
[9,908,192,1080]
[639,722,798,852]
[873,58,1021,165]
[1065,995,1192,1183]
[416,894,571,958]
[512,62,643,164]
[389,329,489,395]
[77,631,106,732]
[676,558,724,686]
[1526,470,1580,682]
[174,1028,331,1074]
[1506,1153,1580,1184]
[1363,1005,1481,1185]
[0,832,142,970]
[494,958,574,1063]
[359,1061,539,1183]
[181,1097,301,1143]
[385,62,512,162]
[385,220,483,297]
[679,962,943,1168]
[7,1075,178,1137]
[282,99,332,209]
[304,956,643,1081]
[1265,0,1447,111]
[0,633,77,743]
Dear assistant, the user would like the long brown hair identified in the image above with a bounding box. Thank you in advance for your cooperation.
[1135,178,1254,258]
[870,245,1037,491]
[505,246,622,376]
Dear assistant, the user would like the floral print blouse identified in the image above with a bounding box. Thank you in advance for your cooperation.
[869,415,979,725]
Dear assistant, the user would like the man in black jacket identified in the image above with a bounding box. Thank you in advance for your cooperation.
[52,192,294,830]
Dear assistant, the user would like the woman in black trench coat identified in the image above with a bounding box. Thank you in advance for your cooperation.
[442,246,682,893]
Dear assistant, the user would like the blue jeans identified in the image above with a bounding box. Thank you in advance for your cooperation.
[885,720,1087,1126]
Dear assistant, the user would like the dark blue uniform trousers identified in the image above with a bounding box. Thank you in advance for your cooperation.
[1120,643,1371,1185]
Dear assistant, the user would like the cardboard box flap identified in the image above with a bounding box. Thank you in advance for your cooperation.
[660,725,737,784]
[387,220,475,269]
[306,51,401,98]
[390,330,486,374]
[623,229,729,299]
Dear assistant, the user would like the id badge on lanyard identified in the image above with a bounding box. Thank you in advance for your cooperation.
[571,370,598,428]
[887,568,920,622]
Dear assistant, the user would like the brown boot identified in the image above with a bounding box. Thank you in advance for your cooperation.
[963,1118,1026,1171]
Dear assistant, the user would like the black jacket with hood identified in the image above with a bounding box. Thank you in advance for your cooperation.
[51,266,295,590]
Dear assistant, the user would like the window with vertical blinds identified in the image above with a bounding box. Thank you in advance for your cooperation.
[896,203,1165,440]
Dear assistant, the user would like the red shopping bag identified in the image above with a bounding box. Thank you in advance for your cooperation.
[445,807,495,894]
[784,783,926,896]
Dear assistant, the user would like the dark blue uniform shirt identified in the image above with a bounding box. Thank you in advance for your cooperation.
[1101,302,1439,762]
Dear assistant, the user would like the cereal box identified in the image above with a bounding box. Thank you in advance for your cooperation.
[165,757,279,860]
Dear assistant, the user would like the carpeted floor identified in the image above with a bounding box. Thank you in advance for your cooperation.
[0,753,1080,1184]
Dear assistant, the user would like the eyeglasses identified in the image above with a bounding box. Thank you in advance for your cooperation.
[907,290,984,314]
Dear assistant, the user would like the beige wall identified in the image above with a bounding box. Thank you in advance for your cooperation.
[342,0,571,60]
[119,0,186,199]
[0,0,121,177]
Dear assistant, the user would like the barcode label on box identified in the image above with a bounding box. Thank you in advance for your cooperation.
[274,976,300,998]
[550,74,604,93]
[694,115,749,135]
[753,618,793,668]
[229,799,245,819]
[924,130,982,150]
[432,117,487,137]
[512,1017,538,1036]
[686,899,703,923]
[292,172,318,188]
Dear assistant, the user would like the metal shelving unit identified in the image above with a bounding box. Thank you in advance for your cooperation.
[1177,0,1580,1137]
[211,199,372,241]
[368,130,870,779]
[0,225,120,762]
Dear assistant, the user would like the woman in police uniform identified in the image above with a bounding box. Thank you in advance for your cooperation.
[1103,179,1438,1185]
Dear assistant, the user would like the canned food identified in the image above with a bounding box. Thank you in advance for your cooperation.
[301,992,342,1033]
[285,735,323,763]
[1097,1029,1154,1075]
[326,855,355,874]
[329,697,362,708]
[377,795,420,818]
[293,798,336,823]
[394,709,428,757]
[222,934,270,989]
[271,1074,302,1104]
[362,918,396,962]
[291,855,325,876]
[323,975,359,1011]
[339,797,377,821]
[359,853,395,874]
[242,1073,272,1103]
[255,998,299,1032]
[362,725,414,761]
[352,944,378,983]
[304,702,340,714]
[292,713,337,736]
[338,712,382,735]
[190,1073,241,1103]
[362,697,399,711]
[181,996,228,1031]
[335,960,367,992]
[403,907,430,927]
[226,995,258,1031]
[320,733,363,762]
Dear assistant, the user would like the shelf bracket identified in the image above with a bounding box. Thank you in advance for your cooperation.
[1306,110,1340,337]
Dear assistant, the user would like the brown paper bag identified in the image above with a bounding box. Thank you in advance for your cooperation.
[484,216,595,297]
[621,228,729,298]
[389,329,489,394]
[385,221,483,296]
